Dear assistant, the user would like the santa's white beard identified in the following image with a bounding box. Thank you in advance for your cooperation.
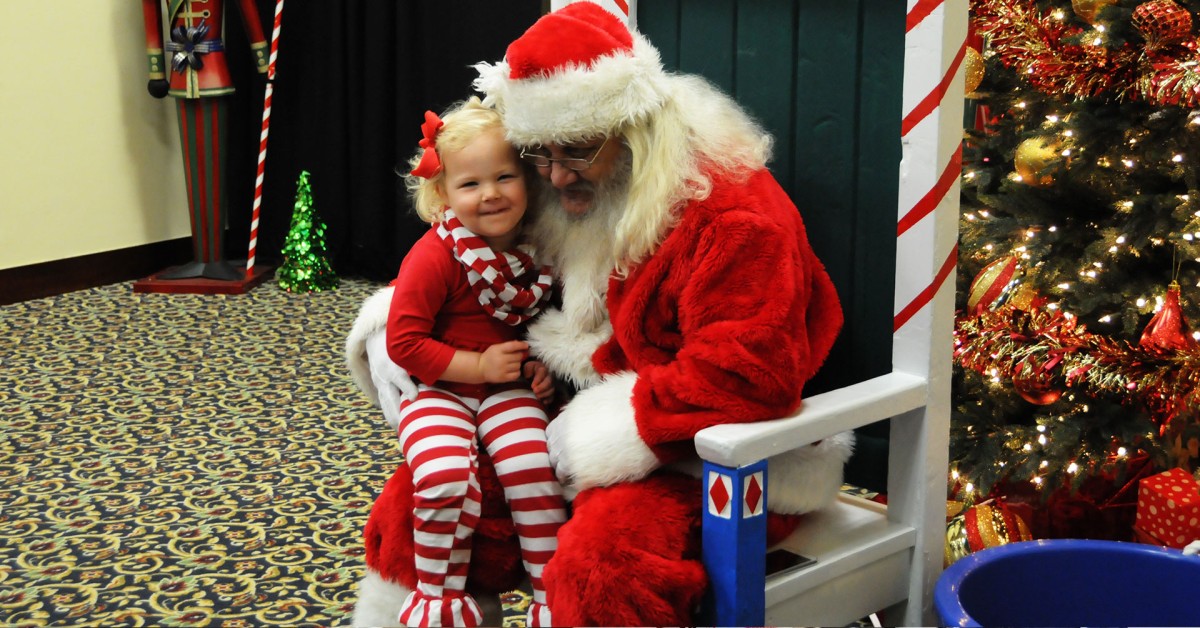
[524,156,631,388]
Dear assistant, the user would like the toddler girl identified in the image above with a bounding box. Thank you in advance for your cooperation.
[386,97,565,627]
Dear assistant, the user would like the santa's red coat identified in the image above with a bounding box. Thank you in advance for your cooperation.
[346,167,850,626]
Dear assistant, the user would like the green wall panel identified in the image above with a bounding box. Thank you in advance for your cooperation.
[640,0,904,395]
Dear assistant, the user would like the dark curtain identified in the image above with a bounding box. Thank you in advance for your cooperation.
[219,1,544,282]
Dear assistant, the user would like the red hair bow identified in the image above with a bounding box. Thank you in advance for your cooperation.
[410,110,444,179]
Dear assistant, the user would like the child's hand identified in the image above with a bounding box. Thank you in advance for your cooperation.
[478,340,529,383]
[523,360,555,405]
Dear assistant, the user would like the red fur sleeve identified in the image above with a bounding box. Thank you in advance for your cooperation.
[627,194,842,456]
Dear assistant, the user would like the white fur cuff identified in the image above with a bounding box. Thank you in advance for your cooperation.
[546,371,660,490]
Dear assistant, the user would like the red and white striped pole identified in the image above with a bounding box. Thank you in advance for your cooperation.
[247,0,285,277]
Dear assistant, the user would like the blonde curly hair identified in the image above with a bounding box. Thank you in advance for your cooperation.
[403,97,517,223]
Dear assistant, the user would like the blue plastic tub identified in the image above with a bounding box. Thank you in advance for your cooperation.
[935,539,1200,627]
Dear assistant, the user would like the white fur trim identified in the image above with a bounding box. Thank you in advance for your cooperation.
[473,33,668,145]
[350,570,505,627]
[346,286,418,429]
[351,569,409,628]
[526,308,610,390]
[546,371,660,490]
[762,431,855,514]
[668,431,855,515]
[345,287,395,406]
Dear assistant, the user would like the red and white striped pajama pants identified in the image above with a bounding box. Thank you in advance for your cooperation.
[396,384,566,627]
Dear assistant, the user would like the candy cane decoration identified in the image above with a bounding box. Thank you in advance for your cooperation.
[246,0,285,277]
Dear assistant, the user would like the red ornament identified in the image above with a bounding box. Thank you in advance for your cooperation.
[1139,282,1198,351]
[1013,371,1063,405]
[945,498,1034,566]
[1132,1,1194,47]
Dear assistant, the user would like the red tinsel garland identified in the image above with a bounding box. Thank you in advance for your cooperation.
[974,0,1200,108]
[955,306,1200,429]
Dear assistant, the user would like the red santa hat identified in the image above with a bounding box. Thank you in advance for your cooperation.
[473,1,670,145]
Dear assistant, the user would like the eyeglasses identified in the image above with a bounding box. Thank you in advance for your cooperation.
[520,137,609,171]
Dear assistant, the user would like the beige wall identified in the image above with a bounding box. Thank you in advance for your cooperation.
[0,2,190,271]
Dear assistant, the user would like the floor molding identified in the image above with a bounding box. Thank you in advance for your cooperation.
[0,238,192,306]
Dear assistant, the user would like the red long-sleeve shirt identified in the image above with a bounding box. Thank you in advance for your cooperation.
[386,229,523,385]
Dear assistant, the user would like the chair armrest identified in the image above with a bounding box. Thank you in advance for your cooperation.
[694,371,928,468]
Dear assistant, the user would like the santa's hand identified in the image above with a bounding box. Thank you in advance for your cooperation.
[546,372,660,491]
[365,329,418,429]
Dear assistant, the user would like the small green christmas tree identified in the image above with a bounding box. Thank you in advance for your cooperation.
[277,170,338,293]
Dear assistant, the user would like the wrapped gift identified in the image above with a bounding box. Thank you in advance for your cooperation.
[1134,468,1200,549]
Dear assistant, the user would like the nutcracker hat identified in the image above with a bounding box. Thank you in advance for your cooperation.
[473,1,670,145]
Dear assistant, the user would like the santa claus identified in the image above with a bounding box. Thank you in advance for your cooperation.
[346,2,853,626]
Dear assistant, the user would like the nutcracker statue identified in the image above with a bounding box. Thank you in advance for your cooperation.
[140,0,269,283]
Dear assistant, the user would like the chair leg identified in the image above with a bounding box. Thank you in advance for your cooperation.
[701,459,768,627]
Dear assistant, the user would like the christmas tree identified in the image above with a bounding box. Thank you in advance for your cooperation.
[277,170,338,293]
[953,0,1200,539]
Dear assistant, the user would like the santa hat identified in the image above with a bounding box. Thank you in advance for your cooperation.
[473,2,670,145]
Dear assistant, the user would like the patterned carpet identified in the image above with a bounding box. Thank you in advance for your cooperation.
[1,276,880,627]
[0,278,534,627]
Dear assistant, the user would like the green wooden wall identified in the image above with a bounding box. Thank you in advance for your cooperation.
[639,1,906,396]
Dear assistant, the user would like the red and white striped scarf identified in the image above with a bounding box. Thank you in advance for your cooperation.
[436,209,553,326]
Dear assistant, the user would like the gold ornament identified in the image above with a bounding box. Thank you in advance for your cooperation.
[1072,0,1118,25]
[1014,137,1062,186]
[967,256,1020,312]
[964,47,985,95]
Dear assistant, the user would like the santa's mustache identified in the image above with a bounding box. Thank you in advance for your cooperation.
[562,182,594,194]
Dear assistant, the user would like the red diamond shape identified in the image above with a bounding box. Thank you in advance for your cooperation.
[709,476,730,514]
[745,475,763,514]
